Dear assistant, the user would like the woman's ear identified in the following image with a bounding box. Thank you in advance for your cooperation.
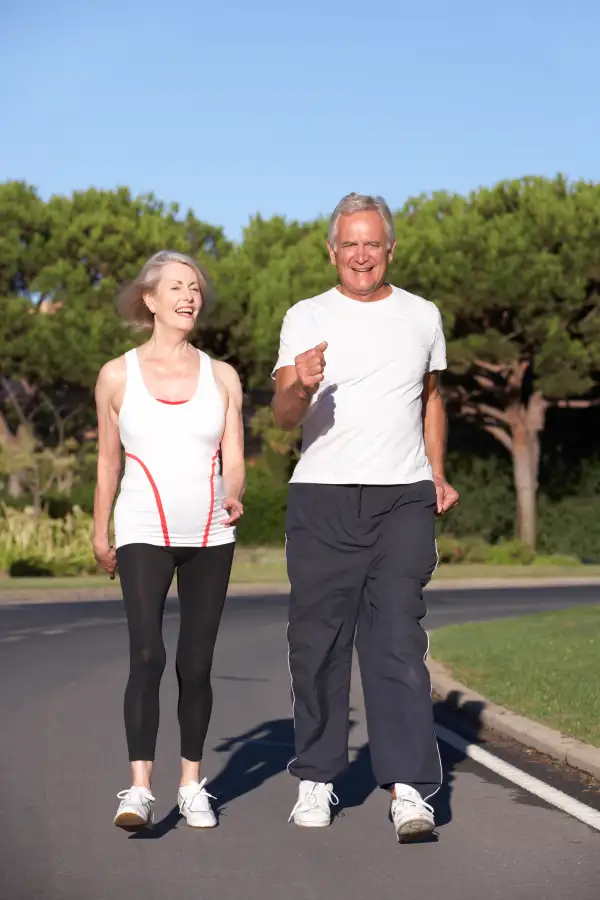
[142,292,156,315]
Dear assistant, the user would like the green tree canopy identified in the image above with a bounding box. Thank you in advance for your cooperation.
[3,176,600,546]
[390,176,600,545]
[0,183,232,444]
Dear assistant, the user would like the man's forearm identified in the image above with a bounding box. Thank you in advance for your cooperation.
[424,392,446,479]
[272,380,312,431]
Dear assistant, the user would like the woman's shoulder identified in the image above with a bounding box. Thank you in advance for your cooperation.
[210,358,242,387]
[96,355,127,391]
[208,358,243,407]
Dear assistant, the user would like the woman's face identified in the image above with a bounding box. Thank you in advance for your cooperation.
[145,261,203,333]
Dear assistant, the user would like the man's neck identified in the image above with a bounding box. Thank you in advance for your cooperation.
[335,283,393,302]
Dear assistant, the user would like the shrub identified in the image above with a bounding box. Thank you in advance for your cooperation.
[436,535,492,565]
[0,505,97,576]
[534,554,580,567]
[9,556,54,577]
[45,494,75,519]
[460,537,493,563]
[236,462,288,546]
[537,496,600,562]
[68,481,95,515]
[439,455,515,543]
[436,535,542,566]
[484,540,537,565]
[13,448,599,561]
[436,535,467,564]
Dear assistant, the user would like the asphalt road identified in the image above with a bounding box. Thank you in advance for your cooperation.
[1,585,599,900]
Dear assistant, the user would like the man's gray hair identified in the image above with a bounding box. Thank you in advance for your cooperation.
[328,192,395,249]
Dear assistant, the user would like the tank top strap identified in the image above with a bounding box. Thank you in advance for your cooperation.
[124,349,146,397]
[197,350,226,409]
[198,350,216,390]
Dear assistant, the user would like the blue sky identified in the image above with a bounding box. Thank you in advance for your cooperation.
[2,0,599,240]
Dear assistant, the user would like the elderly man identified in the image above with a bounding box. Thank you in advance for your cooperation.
[272,192,459,842]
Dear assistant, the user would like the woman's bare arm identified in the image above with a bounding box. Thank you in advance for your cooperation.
[93,358,125,573]
[214,360,245,524]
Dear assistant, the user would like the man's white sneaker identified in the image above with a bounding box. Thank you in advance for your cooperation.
[391,784,435,842]
[288,780,339,827]
[177,778,217,828]
[114,786,155,828]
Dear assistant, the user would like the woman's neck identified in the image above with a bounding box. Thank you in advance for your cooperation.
[143,325,196,360]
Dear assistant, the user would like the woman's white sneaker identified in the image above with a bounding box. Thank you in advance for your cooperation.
[391,784,435,842]
[289,780,339,827]
[114,786,155,828]
[177,778,217,828]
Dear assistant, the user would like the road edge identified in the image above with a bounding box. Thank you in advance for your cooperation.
[0,582,291,605]
[428,657,600,780]
[1,575,600,605]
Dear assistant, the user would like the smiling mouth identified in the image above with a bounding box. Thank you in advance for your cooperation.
[176,308,195,317]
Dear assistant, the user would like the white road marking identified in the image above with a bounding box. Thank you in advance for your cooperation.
[435,723,600,832]
[0,634,25,643]
[40,628,67,635]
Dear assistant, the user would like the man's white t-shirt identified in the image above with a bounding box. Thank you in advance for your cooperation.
[272,285,447,485]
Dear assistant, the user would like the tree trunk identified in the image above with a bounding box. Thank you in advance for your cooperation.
[510,392,547,549]
[512,433,538,548]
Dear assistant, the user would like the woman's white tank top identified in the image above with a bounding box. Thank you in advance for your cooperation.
[113,348,235,549]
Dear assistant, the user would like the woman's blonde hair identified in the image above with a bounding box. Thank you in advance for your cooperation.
[118,250,214,330]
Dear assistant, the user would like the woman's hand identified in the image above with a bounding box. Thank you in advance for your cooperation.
[222,497,244,527]
[93,538,118,579]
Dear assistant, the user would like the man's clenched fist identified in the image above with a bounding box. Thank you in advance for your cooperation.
[295,341,328,396]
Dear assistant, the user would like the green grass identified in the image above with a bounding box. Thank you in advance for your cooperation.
[431,605,600,746]
[432,563,600,580]
[1,548,600,592]
[0,574,112,591]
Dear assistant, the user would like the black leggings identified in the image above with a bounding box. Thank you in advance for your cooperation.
[116,542,235,762]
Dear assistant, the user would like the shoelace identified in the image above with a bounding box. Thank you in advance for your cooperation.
[178,777,217,813]
[393,795,434,817]
[117,787,155,804]
[289,784,340,821]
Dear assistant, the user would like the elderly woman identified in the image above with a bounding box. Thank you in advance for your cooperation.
[93,250,245,830]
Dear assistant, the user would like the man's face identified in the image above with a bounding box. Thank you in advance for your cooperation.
[328,210,395,298]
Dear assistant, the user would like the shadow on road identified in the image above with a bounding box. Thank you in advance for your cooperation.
[432,692,486,828]
[338,693,486,836]
[128,719,297,839]
[335,743,377,812]
[207,713,366,817]
[208,718,296,815]
[128,806,181,840]
[131,695,484,839]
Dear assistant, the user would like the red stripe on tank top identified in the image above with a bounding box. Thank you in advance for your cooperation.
[201,450,220,547]
[125,453,171,546]
[156,398,188,405]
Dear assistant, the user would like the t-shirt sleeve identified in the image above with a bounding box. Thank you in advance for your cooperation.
[271,306,312,378]
[428,306,447,372]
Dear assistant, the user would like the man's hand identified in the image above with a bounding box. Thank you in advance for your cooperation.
[93,539,117,579]
[433,476,459,516]
[222,497,244,526]
[294,341,328,396]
